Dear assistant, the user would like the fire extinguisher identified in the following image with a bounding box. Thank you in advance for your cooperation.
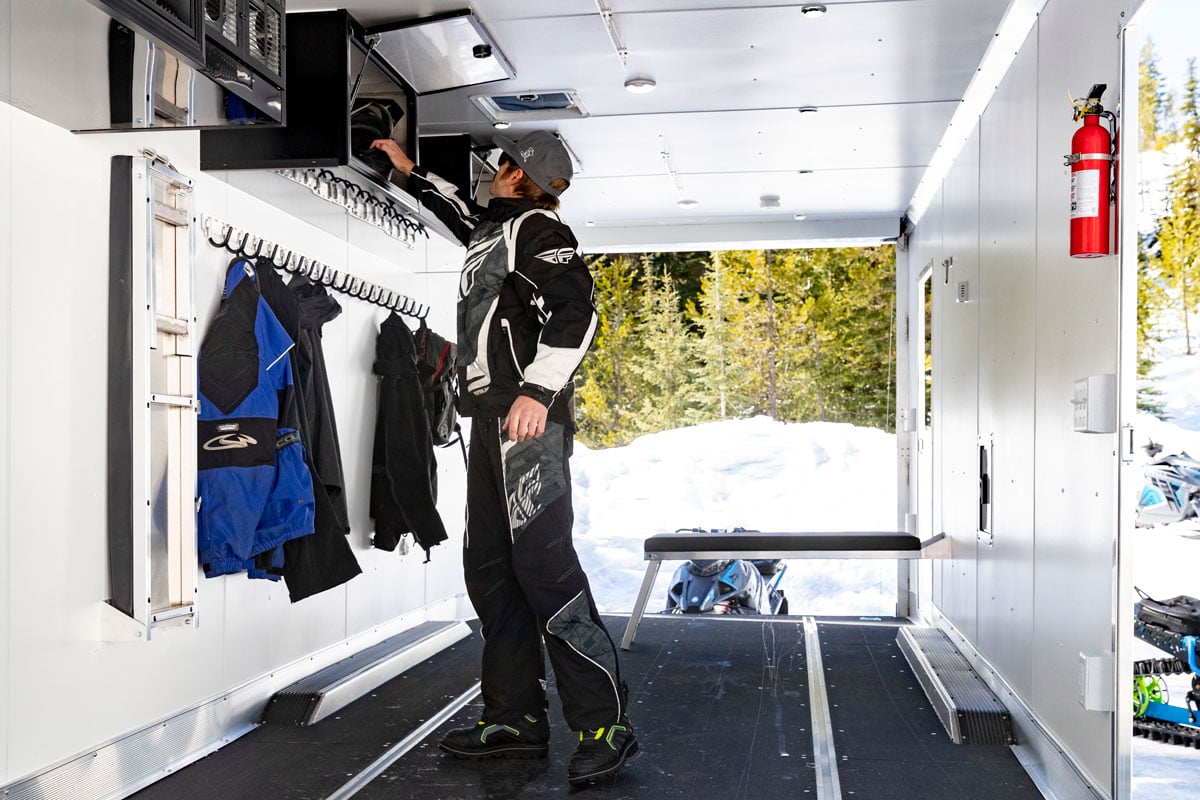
[1066,84,1116,258]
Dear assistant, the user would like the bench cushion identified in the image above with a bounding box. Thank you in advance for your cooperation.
[643,530,921,558]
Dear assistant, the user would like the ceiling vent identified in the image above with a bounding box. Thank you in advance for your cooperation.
[470,90,590,123]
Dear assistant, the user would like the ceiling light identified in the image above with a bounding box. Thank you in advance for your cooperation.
[585,220,596,227]
[794,213,808,221]
[760,195,781,208]
[677,199,698,208]
[492,121,511,129]
[801,4,827,16]
[798,106,818,114]
[624,77,657,94]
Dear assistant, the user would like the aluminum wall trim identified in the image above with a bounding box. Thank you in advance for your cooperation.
[803,617,842,800]
[1113,9,1144,799]
[307,621,471,725]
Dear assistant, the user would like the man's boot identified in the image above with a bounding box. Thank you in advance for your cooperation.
[566,719,638,785]
[439,713,550,759]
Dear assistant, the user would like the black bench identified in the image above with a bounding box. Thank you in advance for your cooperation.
[619,530,947,649]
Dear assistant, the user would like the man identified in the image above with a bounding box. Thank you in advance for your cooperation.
[370,131,637,785]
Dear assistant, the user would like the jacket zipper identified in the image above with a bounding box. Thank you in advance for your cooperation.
[499,318,525,380]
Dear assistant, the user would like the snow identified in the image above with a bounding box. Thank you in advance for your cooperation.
[571,416,898,617]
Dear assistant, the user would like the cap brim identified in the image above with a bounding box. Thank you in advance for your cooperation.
[492,135,523,168]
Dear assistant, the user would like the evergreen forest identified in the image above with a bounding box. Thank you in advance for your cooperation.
[575,247,896,448]
[1138,44,1200,418]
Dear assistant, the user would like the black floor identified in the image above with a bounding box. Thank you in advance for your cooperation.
[130,616,1045,800]
[819,621,1043,800]
[354,615,816,799]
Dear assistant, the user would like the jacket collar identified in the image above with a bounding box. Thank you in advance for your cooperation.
[481,196,541,223]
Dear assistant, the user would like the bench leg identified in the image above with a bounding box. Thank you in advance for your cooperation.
[620,560,662,651]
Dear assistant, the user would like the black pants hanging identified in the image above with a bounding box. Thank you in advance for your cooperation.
[464,415,625,732]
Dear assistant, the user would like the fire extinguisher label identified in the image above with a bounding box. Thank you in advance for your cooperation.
[1070,168,1101,219]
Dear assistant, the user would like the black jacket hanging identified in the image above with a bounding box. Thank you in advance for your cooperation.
[256,260,362,601]
[370,313,449,557]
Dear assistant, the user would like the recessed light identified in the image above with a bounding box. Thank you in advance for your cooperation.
[624,77,657,94]
[585,220,596,227]
[794,213,808,221]
[798,106,818,114]
[797,169,814,174]
[677,199,699,208]
[801,4,827,16]
[493,121,511,130]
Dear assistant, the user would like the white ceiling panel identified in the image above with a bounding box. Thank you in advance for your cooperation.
[286,0,1013,248]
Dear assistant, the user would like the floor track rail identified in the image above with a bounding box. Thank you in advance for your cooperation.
[804,617,843,800]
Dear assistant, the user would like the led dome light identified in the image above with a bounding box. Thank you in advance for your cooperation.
[624,77,657,94]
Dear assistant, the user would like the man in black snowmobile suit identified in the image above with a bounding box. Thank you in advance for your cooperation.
[370,131,637,785]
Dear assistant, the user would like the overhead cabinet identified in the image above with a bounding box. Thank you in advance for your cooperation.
[200,10,417,187]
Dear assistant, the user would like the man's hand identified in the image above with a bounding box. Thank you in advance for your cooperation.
[503,396,549,443]
[370,139,415,175]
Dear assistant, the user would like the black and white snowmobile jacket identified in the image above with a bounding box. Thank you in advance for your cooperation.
[407,167,598,428]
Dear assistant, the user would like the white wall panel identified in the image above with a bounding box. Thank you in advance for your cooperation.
[939,128,982,640]
[977,31,1038,699]
[0,101,470,783]
[923,0,1127,793]
[1031,0,1124,788]
[0,93,12,787]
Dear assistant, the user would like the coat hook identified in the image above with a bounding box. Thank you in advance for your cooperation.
[208,223,233,249]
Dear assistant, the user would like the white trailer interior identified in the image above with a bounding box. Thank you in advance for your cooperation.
[0,0,1158,797]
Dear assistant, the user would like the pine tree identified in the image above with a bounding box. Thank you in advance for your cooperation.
[1139,40,1176,152]
[687,252,736,420]
[576,255,643,446]
[1157,58,1200,355]
[802,247,897,430]
[627,262,701,434]
[1138,233,1169,418]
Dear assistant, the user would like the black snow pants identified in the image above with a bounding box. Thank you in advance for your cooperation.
[464,415,625,732]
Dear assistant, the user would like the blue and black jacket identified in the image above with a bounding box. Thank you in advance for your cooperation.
[197,259,316,578]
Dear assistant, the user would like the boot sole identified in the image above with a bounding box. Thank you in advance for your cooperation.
[567,738,640,785]
[438,742,549,760]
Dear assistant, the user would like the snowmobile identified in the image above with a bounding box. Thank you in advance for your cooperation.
[663,528,788,616]
[1135,446,1200,527]
[1133,588,1200,747]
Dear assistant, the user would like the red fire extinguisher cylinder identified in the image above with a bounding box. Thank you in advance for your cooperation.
[1069,113,1112,258]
